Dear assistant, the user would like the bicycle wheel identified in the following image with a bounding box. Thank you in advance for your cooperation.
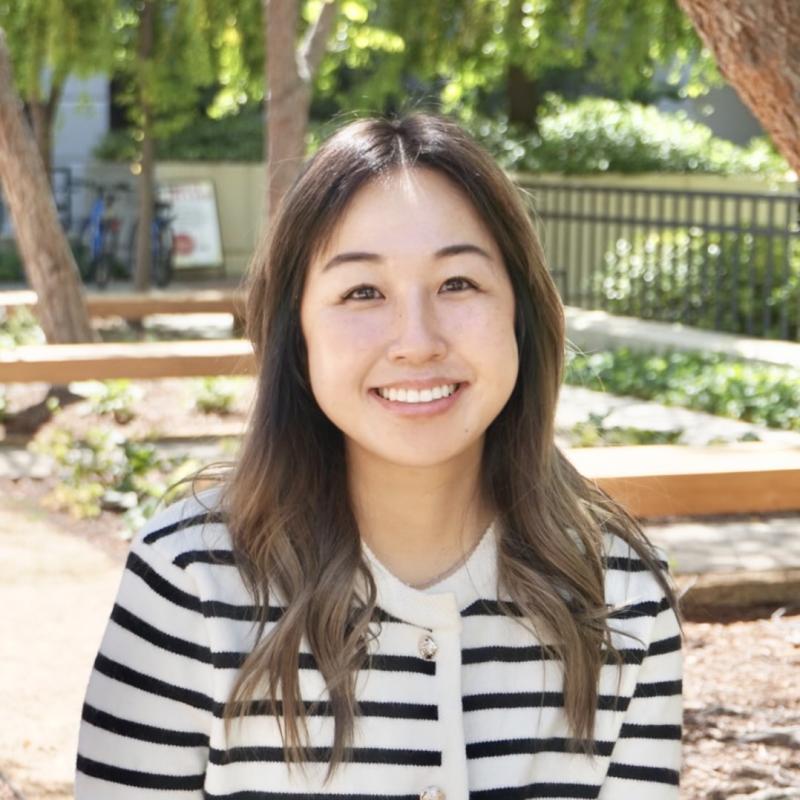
[93,253,113,288]
[94,221,119,288]
[152,225,174,287]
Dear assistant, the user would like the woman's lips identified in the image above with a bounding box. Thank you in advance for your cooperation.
[370,382,466,416]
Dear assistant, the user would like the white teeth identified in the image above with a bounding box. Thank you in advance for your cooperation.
[377,384,458,403]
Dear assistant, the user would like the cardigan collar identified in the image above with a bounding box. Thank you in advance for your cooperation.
[360,521,500,630]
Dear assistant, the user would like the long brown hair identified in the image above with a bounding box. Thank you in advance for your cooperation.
[188,113,681,778]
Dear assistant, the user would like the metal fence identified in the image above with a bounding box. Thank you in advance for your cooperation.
[0,167,74,236]
[521,180,800,342]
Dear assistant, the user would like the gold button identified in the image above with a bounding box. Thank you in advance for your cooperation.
[420,787,445,800]
[418,634,438,660]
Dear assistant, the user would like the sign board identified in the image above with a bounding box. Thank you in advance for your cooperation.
[157,180,224,269]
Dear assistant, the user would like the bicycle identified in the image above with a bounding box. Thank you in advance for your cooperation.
[127,198,175,288]
[71,180,129,288]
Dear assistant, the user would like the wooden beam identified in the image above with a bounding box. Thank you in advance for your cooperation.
[567,443,800,517]
[0,339,256,382]
[0,289,247,320]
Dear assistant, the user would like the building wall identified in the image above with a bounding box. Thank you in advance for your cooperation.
[52,74,110,170]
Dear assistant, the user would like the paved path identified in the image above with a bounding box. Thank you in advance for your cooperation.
[646,515,800,575]
[0,497,121,800]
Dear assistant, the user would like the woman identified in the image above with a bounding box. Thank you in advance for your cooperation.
[76,113,683,799]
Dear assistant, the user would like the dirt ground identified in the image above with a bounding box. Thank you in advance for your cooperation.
[1,379,799,798]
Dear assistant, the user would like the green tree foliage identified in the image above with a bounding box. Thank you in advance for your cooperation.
[205,0,715,135]
[319,0,716,129]
[0,0,117,170]
[111,0,227,147]
[0,0,115,100]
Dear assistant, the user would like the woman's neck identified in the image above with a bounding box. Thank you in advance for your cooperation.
[347,440,493,588]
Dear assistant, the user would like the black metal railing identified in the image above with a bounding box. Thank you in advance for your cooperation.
[520,180,800,342]
[0,166,74,235]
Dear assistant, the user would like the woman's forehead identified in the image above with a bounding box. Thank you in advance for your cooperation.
[313,167,499,263]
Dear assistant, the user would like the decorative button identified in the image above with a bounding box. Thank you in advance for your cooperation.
[420,787,445,800]
[418,634,438,660]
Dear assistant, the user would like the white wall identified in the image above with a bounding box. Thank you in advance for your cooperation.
[52,74,110,170]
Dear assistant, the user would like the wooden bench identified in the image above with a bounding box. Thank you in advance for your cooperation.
[0,289,247,322]
[567,443,800,517]
[0,339,255,382]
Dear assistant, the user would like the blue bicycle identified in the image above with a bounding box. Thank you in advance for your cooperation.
[127,199,175,288]
[72,180,128,288]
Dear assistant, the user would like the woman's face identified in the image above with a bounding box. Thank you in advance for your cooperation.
[300,167,519,470]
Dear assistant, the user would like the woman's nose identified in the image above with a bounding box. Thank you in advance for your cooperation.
[386,292,447,364]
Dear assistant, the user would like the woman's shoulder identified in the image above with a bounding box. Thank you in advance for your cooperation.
[601,529,674,609]
[132,484,234,566]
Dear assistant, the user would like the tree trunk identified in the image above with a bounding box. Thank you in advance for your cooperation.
[0,29,94,344]
[27,80,63,179]
[134,0,155,292]
[505,0,542,131]
[677,0,800,177]
[506,65,542,132]
[264,0,338,221]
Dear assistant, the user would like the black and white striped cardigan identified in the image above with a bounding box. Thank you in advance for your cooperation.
[76,490,682,799]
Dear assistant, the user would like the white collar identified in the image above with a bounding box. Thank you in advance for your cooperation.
[360,521,500,629]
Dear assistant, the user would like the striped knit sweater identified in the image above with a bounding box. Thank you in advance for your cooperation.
[76,489,683,799]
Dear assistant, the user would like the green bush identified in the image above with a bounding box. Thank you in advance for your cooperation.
[592,228,800,339]
[95,96,791,178]
[70,379,143,424]
[471,97,790,176]
[566,412,684,447]
[0,306,45,348]
[565,347,800,431]
[191,376,243,415]
[30,424,201,527]
[0,241,25,281]
[94,107,265,162]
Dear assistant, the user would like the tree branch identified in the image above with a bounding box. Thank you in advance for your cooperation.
[298,0,338,81]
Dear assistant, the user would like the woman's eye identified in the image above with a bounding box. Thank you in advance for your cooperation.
[343,285,381,301]
[440,276,476,293]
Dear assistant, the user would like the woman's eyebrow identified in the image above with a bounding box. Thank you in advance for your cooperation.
[321,242,492,272]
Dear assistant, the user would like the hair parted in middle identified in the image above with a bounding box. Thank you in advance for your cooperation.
[190,112,681,780]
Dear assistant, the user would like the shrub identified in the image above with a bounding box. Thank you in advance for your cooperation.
[95,96,791,178]
[470,97,790,177]
[592,228,800,339]
[565,412,684,447]
[0,241,25,281]
[94,107,265,163]
[565,347,800,431]
[30,424,201,527]
[192,376,243,415]
[0,306,45,348]
[70,379,143,424]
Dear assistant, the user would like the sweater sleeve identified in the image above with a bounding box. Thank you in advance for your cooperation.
[598,587,683,800]
[75,530,214,798]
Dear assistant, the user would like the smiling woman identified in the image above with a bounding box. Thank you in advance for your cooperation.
[75,114,683,800]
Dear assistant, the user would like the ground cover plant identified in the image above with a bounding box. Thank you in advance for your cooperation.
[565,347,800,431]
